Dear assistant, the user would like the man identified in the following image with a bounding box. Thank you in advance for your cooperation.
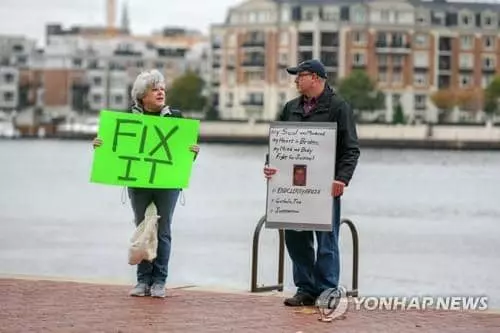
[93,69,199,298]
[264,59,360,306]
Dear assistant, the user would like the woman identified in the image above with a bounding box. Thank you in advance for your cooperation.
[93,69,199,298]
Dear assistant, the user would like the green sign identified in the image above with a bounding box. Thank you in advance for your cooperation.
[90,110,200,189]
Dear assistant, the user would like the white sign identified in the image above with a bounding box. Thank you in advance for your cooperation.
[265,122,337,231]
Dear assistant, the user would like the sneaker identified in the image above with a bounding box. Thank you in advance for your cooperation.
[129,283,150,297]
[284,293,316,307]
[150,283,166,298]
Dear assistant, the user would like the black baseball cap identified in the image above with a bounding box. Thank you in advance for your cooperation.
[286,59,327,79]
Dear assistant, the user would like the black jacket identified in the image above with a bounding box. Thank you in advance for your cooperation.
[276,86,360,186]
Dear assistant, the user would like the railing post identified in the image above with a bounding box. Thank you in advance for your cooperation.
[251,216,359,296]
[341,218,359,297]
[251,215,284,292]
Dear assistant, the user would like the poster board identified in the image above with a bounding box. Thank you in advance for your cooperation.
[90,110,199,189]
[265,121,337,232]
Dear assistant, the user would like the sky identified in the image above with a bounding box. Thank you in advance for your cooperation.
[0,0,243,46]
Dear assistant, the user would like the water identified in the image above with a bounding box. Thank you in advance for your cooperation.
[1,140,500,307]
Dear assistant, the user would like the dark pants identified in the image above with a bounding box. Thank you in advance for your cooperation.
[284,197,341,297]
[128,187,180,286]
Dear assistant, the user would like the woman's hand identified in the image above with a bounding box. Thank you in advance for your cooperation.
[92,137,103,149]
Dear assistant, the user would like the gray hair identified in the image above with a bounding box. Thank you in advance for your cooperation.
[130,69,166,105]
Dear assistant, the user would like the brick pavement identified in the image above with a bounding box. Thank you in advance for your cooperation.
[1,278,499,333]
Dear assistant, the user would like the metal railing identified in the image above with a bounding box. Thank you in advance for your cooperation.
[250,215,359,297]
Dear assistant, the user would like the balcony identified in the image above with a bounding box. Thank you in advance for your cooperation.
[438,37,452,52]
[352,63,366,69]
[438,55,451,71]
[459,64,474,72]
[482,66,496,73]
[241,60,265,68]
[241,40,265,48]
[438,75,451,89]
[375,41,411,54]
[241,100,264,119]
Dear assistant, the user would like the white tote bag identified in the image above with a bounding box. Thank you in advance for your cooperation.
[128,203,160,265]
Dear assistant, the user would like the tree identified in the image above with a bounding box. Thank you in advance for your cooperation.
[430,89,456,122]
[392,103,405,124]
[456,89,482,113]
[484,76,500,117]
[166,71,206,111]
[337,70,385,114]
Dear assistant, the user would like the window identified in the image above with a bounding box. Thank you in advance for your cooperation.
[392,70,402,84]
[416,10,428,24]
[279,70,288,82]
[247,92,263,104]
[414,95,427,110]
[279,53,288,64]
[353,53,365,65]
[414,34,429,47]
[227,92,233,106]
[414,72,427,86]
[393,55,404,67]
[298,32,314,46]
[353,8,366,23]
[460,36,473,50]
[381,10,390,22]
[3,91,14,102]
[321,51,337,67]
[322,8,337,21]
[460,74,472,87]
[92,94,102,103]
[460,12,473,26]
[73,58,82,67]
[483,13,495,28]
[249,12,257,23]
[459,54,473,69]
[280,31,289,46]
[378,55,388,66]
[483,36,496,50]
[304,9,315,21]
[3,73,14,83]
[114,95,123,104]
[92,77,102,86]
[278,92,287,105]
[228,72,236,86]
[280,8,290,22]
[483,55,496,69]
[482,75,494,88]
[414,52,429,68]
[378,70,387,83]
[353,31,366,44]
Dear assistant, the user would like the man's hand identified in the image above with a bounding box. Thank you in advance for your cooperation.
[263,166,278,179]
[331,180,346,197]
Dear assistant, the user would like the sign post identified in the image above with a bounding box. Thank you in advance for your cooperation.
[265,121,337,231]
[90,110,200,189]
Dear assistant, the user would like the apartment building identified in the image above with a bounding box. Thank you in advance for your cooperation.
[0,35,37,111]
[30,24,193,114]
[210,0,500,122]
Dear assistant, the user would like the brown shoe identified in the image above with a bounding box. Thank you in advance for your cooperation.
[284,293,316,307]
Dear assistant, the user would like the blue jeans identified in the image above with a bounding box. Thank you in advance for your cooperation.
[128,187,180,286]
[284,197,341,297]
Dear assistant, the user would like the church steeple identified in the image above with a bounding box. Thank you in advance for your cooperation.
[121,1,130,33]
